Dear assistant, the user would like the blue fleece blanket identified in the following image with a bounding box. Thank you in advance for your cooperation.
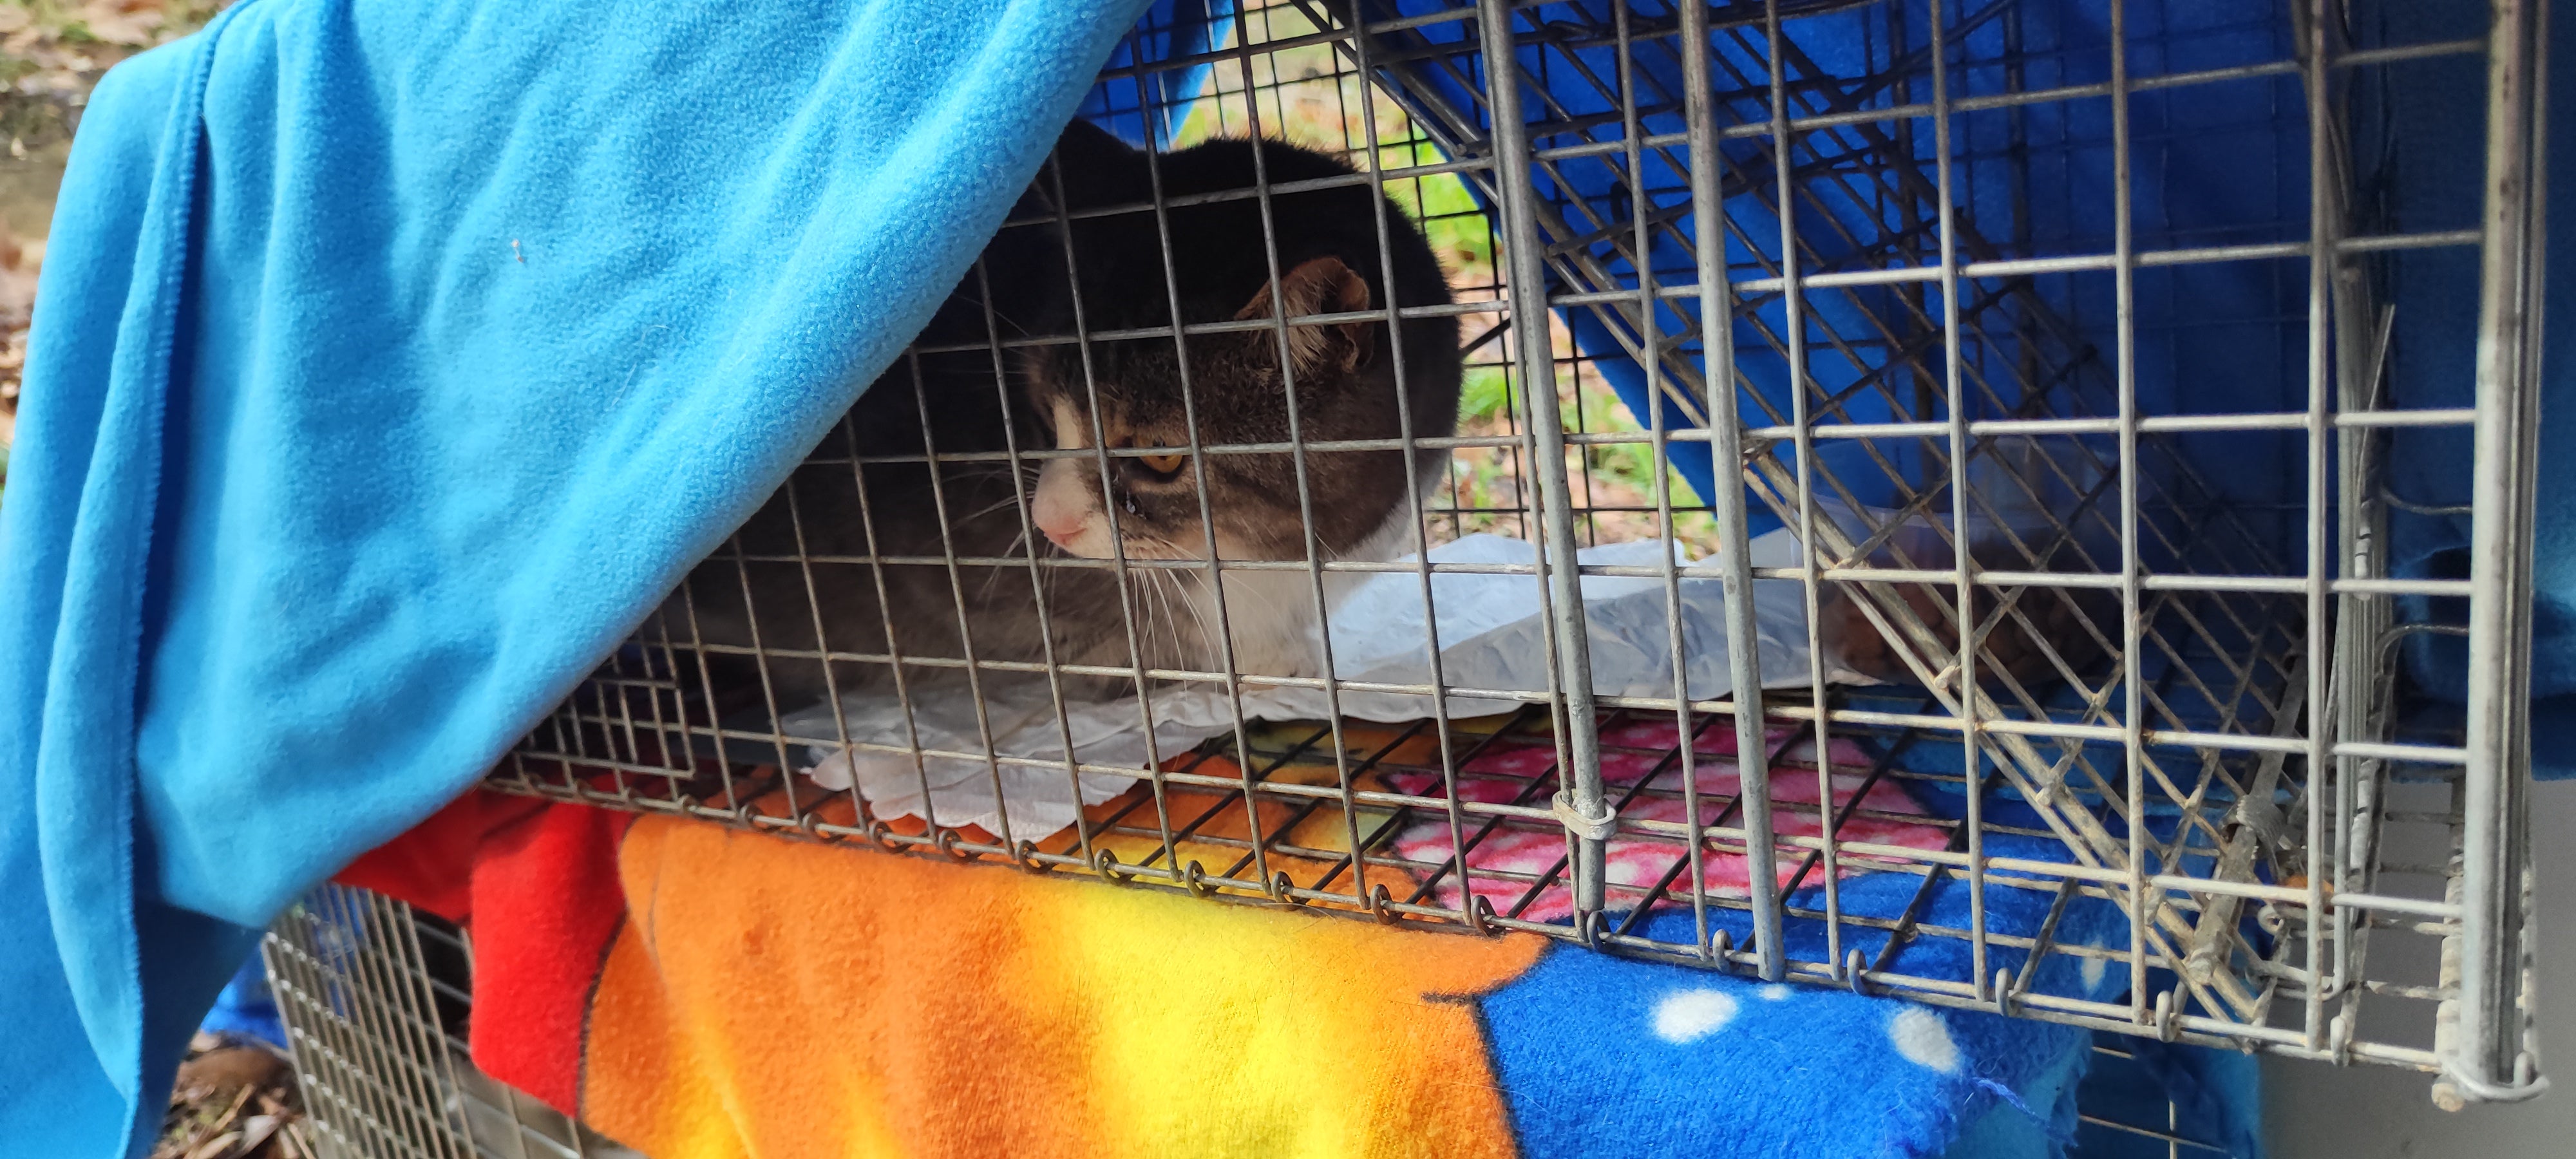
[0,1,1153,1153]
[1468,779,2259,1159]
[1483,851,2121,1157]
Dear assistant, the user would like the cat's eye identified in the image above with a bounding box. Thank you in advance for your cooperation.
[1137,453,1187,477]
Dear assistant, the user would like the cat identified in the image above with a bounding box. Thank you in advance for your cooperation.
[660,119,1463,719]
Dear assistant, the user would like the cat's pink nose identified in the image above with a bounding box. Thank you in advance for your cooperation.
[1031,493,1086,547]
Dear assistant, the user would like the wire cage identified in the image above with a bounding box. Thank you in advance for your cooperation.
[260,881,2262,1158]
[491,0,2548,1104]
[261,885,643,1159]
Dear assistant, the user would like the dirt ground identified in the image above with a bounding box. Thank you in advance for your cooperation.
[1,1,222,467]
[152,1033,316,1159]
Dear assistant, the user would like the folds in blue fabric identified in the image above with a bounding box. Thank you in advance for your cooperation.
[0,1,1152,1153]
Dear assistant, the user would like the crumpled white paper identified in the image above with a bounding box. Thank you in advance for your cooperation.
[784,528,1854,838]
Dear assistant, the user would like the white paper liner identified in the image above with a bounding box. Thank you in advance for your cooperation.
[785,528,1865,838]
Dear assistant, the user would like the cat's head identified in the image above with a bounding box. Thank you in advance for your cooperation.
[1022,254,1414,562]
[1009,126,1459,565]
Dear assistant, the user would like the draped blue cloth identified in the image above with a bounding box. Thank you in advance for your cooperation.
[0,1,1152,1152]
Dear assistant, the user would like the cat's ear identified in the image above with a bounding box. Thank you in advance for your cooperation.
[1234,256,1376,377]
[1026,118,1143,216]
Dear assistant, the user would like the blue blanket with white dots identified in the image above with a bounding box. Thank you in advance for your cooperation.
[1461,782,2259,1159]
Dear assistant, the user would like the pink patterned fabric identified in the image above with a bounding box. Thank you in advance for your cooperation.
[1388,717,1951,922]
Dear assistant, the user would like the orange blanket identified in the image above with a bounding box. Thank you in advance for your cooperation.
[343,745,1543,1159]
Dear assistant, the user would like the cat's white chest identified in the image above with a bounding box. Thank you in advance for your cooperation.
[1192,509,1416,681]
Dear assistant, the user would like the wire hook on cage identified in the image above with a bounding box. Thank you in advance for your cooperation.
[2437,1056,2552,1105]
[1466,893,1497,938]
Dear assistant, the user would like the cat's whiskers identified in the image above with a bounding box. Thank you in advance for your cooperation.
[1168,569,1222,674]
[952,488,1034,531]
[978,458,1043,608]
[1121,539,1208,672]
[985,301,1036,341]
[1155,572,1188,671]
[978,527,1033,605]
[1116,566,1162,670]
[1142,559,1189,670]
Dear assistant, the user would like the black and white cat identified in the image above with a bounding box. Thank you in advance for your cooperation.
[667,120,1463,713]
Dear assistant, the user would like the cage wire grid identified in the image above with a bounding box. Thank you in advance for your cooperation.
[262,886,639,1159]
[474,0,2546,1102]
[261,882,2245,1158]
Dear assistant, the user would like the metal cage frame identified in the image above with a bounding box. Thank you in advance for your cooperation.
[488,0,2548,1104]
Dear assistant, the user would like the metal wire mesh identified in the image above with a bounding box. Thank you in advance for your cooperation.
[492,0,2546,1100]
[263,885,643,1159]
